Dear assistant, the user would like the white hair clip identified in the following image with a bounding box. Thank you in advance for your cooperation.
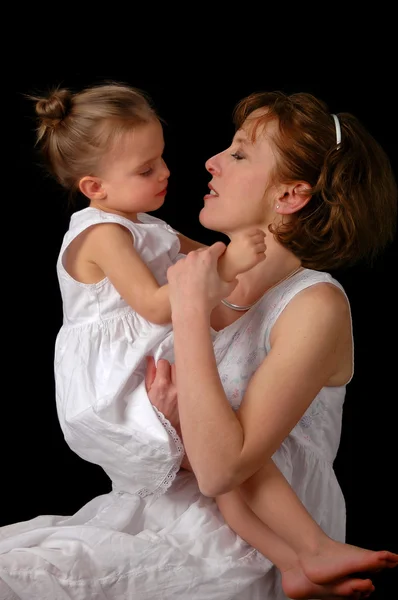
[331,114,341,147]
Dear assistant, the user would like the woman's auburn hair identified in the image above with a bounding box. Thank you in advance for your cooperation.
[233,91,397,271]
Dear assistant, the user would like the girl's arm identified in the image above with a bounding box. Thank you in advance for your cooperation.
[177,228,266,281]
[169,251,350,497]
[178,227,266,281]
[85,224,266,326]
[177,233,207,254]
[86,222,172,324]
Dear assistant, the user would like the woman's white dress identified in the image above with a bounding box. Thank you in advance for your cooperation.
[0,209,351,599]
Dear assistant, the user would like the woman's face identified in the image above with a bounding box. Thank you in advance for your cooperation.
[200,111,279,236]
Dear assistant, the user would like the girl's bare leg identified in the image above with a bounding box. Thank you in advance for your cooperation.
[237,459,398,584]
[216,491,374,599]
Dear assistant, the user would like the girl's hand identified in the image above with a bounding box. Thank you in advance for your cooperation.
[167,242,238,317]
[218,228,266,282]
[145,356,180,432]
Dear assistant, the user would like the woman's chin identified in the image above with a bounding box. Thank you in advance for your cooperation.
[199,207,222,232]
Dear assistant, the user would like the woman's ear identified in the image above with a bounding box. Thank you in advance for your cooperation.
[275,182,312,215]
[79,176,107,201]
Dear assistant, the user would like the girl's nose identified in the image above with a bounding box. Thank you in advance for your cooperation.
[160,159,170,180]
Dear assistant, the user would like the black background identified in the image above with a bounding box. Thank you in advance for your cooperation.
[4,44,397,599]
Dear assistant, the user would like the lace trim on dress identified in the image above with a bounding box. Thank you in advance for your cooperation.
[137,408,185,499]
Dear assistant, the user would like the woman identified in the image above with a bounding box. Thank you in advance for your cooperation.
[0,90,396,600]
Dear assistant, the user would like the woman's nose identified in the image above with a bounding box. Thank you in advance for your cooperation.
[205,153,221,175]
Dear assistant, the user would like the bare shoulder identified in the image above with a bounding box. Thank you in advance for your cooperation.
[65,222,135,284]
[273,282,349,334]
[270,282,352,385]
[84,222,134,245]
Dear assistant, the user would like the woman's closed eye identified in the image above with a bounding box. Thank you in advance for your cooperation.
[231,152,245,160]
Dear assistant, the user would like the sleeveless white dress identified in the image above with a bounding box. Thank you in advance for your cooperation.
[52,207,185,495]
[0,208,352,599]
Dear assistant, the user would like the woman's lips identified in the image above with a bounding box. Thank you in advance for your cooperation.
[204,184,219,200]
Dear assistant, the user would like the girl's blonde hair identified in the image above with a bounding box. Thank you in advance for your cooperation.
[31,82,158,195]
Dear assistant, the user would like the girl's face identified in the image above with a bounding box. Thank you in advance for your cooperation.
[94,119,170,218]
[200,112,280,236]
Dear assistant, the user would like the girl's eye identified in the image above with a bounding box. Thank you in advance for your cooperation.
[231,152,244,160]
[140,168,153,177]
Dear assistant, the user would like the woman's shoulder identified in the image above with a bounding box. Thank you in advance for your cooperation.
[293,280,349,316]
[261,269,349,324]
[273,276,351,342]
[282,269,349,311]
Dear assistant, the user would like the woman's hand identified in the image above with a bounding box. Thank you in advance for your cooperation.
[145,356,192,471]
[167,242,238,317]
[145,356,180,433]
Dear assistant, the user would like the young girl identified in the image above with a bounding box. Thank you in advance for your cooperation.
[33,82,265,497]
[30,82,396,599]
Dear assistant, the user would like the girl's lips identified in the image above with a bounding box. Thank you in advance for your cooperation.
[156,187,168,197]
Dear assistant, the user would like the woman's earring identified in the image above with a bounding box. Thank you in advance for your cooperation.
[276,204,280,209]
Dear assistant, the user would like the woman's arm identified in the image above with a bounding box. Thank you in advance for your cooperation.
[168,247,350,497]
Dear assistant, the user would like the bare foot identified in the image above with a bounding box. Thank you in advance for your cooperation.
[281,564,375,599]
[300,540,398,585]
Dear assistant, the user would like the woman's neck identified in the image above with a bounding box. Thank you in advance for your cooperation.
[225,235,302,308]
[210,239,301,332]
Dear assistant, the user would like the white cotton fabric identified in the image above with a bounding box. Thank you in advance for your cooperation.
[0,208,352,599]
[55,208,184,497]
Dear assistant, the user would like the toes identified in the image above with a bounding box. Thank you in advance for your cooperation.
[352,578,374,592]
[378,550,398,562]
[386,559,398,568]
[348,579,374,600]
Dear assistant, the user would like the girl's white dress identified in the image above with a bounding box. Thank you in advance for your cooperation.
[0,208,351,599]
